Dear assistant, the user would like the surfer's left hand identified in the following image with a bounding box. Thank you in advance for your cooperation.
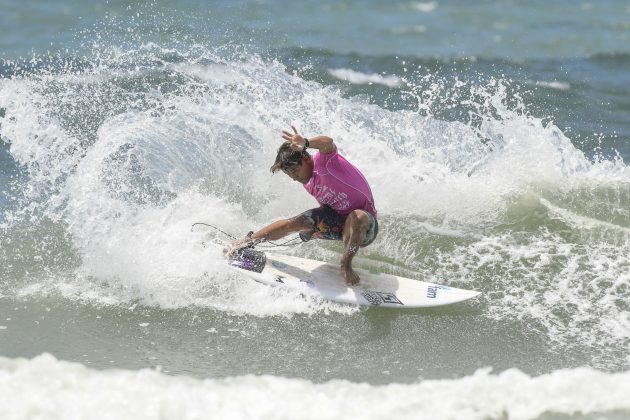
[224,237,253,257]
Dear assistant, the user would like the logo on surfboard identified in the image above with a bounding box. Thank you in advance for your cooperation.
[426,285,450,298]
[271,260,288,269]
[360,291,403,306]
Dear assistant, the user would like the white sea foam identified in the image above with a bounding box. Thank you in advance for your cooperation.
[1,354,629,420]
[328,68,403,87]
[535,80,571,90]
[410,2,438,13]
[422,227,630,365]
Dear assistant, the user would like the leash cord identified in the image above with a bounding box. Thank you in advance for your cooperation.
[191,222,302,248]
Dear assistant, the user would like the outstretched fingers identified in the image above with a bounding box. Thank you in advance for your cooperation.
[282,126,301,140]
[281,126,305,151]
[281,130,293,141]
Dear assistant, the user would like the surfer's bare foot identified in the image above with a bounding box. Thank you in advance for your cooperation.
[341,265,360,286]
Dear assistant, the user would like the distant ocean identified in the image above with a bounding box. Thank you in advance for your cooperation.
[1,1,630,419]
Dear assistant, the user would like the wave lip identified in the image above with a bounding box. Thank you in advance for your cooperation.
[2,354,630,420]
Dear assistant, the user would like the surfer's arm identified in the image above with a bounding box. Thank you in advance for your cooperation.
[282,126,336,154]
[305,135,336,154]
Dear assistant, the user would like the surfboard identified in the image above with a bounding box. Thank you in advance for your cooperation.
[229,253,480,308]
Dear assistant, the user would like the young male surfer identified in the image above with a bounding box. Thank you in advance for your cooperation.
[226,126,378,286]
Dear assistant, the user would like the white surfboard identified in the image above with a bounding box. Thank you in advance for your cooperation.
[231,253,480,308]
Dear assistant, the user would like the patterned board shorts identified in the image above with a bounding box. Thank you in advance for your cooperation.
[299,205,379,247]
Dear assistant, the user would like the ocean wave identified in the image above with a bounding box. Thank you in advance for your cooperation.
[386,25,428,35]
[534,81,571,90]
[327,68,403,87]
[588,52,630,65]
[409,1,439,13]
[1,43,629,358]
[1,354,629,420]
[281,46,630,75]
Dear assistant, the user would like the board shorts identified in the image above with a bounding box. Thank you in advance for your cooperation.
[299,205,378,247]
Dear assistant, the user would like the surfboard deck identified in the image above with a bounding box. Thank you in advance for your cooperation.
[230,253,481,308]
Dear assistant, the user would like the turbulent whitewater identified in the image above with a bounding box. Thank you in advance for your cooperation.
[1,2,630,418]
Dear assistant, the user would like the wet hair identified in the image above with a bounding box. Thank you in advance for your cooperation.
[270,142,309,173]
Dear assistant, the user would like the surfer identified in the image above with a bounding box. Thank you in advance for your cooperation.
[227,126,378,286]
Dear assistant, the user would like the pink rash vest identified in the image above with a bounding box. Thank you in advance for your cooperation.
[304,148,377,217]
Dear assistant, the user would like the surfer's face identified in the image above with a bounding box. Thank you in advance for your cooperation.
[282,156,312,184]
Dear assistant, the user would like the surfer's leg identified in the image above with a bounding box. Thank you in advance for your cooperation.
[340,210,372,286]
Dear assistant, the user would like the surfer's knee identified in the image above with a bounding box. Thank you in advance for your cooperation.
[344,210,378,248]
[345,210,371,233]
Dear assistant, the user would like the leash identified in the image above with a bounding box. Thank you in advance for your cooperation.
[191,222,303,248]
